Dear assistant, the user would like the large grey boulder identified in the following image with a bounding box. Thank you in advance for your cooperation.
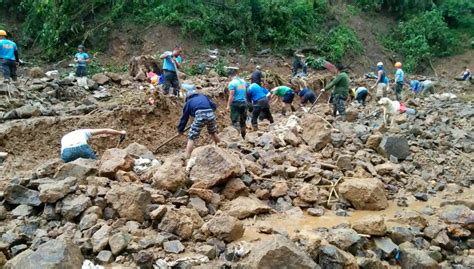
[4,184,41,206]
[377,135,410,160]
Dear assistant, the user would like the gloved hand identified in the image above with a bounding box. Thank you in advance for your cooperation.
[321,88,325,92]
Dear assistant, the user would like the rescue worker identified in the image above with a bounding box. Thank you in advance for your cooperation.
[227,68,248,138]
[247,82,273,130]
[349,87,369,106]
[160,45,183,96]
[270,85,295,116]
[393,62,404,101]
[74,45,90,78]
[370,62,389,99]
[177,85,220,158]
[251,65,263,85]
[0,30,19,81]
[292,53,307,77]
[321,64,350,121]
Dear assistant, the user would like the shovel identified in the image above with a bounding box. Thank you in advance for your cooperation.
[307,91,325,113]
[116,134,126,147]
[155,126,191,152]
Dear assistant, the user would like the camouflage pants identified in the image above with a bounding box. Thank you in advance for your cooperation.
[188,109,218,140]
[331,94,347,117]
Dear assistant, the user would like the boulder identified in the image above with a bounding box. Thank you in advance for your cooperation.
[4,184,41,206]
[105,72,122,82]
[399,242,438,269]
[54,158,98,182]
[4,239,83,269]
[366,133,382,150]
[338,178,388,210]
[92,224,112,253]
[29,67,45,78]
[298,184,319,203]
[125,142,154,159]
[377,135,410,160]
[223,196,272,219]
[242,235,319,269]
[105,183,151,222]
[152,156,186,192]
[158,208,204,240]
[12,204,34,217]
[163,240,185,254]
[15,105,42,118]
[336,155,353,171]
[271,182,288,198]
[301,114,331,151]
[393,210,429,228]
[189,197,209,217]
[201,214,244,242]
[328,228,361,250]
[189,146,244,188]
[99,149,134,179]
[439,205,474,228]
[318,244,358,269]
[218,126,243,145]
[33,158,63,178]
[92,73,110,85]
[59,194,92,220]
[222,178,249,200]
[96,250,113,264]
[38,176,77,203]
[108,232,131,255]
[352,215,387,236]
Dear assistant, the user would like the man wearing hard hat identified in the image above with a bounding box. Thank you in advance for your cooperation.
[0,30,19,81]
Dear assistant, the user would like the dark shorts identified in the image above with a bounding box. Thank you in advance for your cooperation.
[1,59,17,81]
[189,109,218,140]
[76,66,87,77]
[61,144,97,163]
[283,91,295,104]
[302,91,316,104]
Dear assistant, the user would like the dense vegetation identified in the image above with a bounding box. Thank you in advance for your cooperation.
[1,0,472,72]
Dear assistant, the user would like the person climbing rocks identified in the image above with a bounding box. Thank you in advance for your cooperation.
[160,45,183,96]
[349,87,369,106]
[292,53,307,77]
[270,85,295,116]
[60,129,126,163]
[251,65,263,86]
[177,85,220,158]
[227,68,248,138]
[456,66,471,81]
[393,62,404,101]
[409,80,435,96]
[295,80,317,106]
[74,45,90,78]
[0,29,19,82]
[370,62,389,99]
[247,82,274,130]
[321,63,350,121]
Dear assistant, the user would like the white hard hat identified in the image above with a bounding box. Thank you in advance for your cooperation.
[377,62,383,66]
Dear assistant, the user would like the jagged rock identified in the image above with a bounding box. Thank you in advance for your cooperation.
[105,183,151,222]
[301,114,331,151]
[59,194,92,220]
[150,205,168,221]
[366,133,383,149]
[29,67,45,78]
[331,132,346,148]
[282,130,300,147]
[318,244,358,269]
[399,242,438,269]
[201,214,244,242]
[0,205,7,220]
[33,158,63,178]
[79,213,99,231]
[298,184,319,203]
[219,126,243,145]
[15,105,42,118]
[271,182,288,198]
[196,245,217,259]
[328,228,361,250]
[377,135,410,160]
[105,72,122,82]
[336,155,353,171]
[242,235,319,269]
[189,197,209,217]
[152,156,186,192]
[109,232,131,255]
[96,250,113,264]
[159,208,204,240]
[92,224,112,253]
[38,176,77,203]
[352,215,386,236]
[338,178,388,210]
[163,240,185,254]
[54,158,98,182]
[99,148,134,179]
[189,146,244,189]
[4,184,41,206]
[92,73,110,85]
[393,210,429,228]
[4,238,84,269]
[223,196,272,219]
[388,226,415,244]
[439,205,474,228]
[125,142,154,159]
[222,178,249,200]
[12,204,34,217]
[307,207,325,217]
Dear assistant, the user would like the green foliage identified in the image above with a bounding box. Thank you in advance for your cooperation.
[306,56,326,69]
[319,26,363,62]
[386,9,457,71]
[438,0,474,28]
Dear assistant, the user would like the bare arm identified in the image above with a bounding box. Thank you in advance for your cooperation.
[227,90,235,109]
[372,70,382,89]
[160,52,171,59]
[90,129,126,137]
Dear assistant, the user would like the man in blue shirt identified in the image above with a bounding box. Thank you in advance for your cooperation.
[247,83,274,130]
[178,85,220,158]
[394,62,404,101]
[160,45,183,96]
[0,30,19,81]
[74,45,90,78]
[227,68,248,138]
[295,80,316,106]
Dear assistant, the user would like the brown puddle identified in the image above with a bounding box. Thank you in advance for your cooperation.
[240,186,473,241]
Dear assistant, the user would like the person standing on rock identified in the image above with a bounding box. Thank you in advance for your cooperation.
[178,85,220,158]
[160,45,183,96]
[0,30,19,82]
[370,62,389,99]
[321,63,350,121]
[247,82,274,130]
[270,85,295,116]
[74,45,90,78]
[227,68,248,138]
[251,65,263,86]
[60,129,126,163]
[393,62,404,101]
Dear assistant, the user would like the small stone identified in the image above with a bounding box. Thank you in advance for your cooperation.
[109,232,130,255]
[96,250,113,264]
[150,205,167,221]
[12,204,34,217]
[414,192,428,201]
[163,240,185,254]
[255,189,270,200]
[271,182,288,198]
[196,245,217,260]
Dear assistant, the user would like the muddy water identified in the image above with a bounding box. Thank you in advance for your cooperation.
[240,186,473,241]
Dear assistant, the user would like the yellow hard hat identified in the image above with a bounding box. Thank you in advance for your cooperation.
[0,30,7,36]
[395,62,402,68]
